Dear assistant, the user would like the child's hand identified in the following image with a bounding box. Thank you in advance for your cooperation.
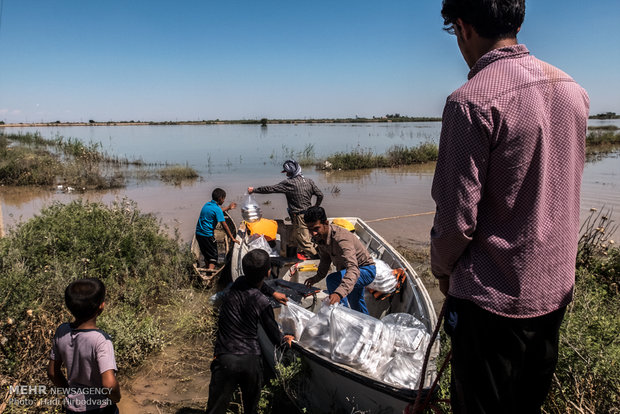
[228,202,237,210]
[284,335,294,347]
[272,291,288,305]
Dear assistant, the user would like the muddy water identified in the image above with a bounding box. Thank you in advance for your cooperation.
[2,121,619,252]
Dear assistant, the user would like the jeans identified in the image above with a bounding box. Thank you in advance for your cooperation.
[325,265,376,314]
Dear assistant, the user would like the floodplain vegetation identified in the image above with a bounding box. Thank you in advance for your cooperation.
[0,132,199,190]
[279,141,440,171]
[0,200,201,413]
[585,125,620,162]
[0,199,618,413]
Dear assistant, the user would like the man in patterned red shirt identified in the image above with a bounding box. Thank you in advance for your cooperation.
[430,0,589,412]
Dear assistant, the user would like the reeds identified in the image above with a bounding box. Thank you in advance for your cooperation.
[159,164,199,184]
[0,132,172,189]
[324,141,439,170]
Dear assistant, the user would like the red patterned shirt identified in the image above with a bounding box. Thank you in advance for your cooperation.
[430,44,589,318]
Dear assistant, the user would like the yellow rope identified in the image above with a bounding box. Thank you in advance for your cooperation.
[365,211,435,223]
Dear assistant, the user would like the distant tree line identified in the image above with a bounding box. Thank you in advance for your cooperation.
[589,112,619,119]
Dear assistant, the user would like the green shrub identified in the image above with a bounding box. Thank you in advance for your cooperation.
[545,264,619,413]
[324,142,439,170]
[159,165,199,184]
[0,199,195,407]
[386,141,439,166]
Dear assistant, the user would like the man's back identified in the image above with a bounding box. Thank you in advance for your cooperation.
[214,276,279,356]
[431,45,589,317]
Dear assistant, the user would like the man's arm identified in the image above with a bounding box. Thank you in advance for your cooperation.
[305,250,331,286]
[331,236,360,301]
[430,101,489,286]
[252,180,290,194]
[259,305,285,345]
[221,202,237,212]
[312,181,324,206]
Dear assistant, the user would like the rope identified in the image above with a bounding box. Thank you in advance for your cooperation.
[406,299,451,414]
[365,211,435,223]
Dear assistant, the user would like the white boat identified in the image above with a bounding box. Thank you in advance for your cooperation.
[231,217,439,413]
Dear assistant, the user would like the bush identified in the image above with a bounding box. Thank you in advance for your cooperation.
[159,165,199,184]
[0,199,195,410]
[324,142,439,170]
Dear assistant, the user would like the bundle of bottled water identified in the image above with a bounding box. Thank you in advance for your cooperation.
[288,299,430,388]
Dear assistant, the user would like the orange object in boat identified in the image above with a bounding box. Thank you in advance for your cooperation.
[246,218,278,241]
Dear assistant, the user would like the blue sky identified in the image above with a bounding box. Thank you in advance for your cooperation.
[0,0,618,123]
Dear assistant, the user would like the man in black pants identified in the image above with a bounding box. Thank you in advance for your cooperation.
[205,249,293,414]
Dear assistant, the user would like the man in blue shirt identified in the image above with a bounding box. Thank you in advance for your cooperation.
[196,188,239,270]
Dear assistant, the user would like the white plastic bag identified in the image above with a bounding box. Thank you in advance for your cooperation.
[279,301,315,340]
[381,353,423,389]
[299,299,333,356]
[380,312,430,389]
[329,305,395,378]
[382,313,427,352]
[367,259,398,293]
[246,233,271,254]
[241,194,262,222]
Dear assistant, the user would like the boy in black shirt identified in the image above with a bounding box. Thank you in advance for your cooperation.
[205,249,293,414]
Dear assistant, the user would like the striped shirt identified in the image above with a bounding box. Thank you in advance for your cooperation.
[254,175,323,214]
[430,44,589,318]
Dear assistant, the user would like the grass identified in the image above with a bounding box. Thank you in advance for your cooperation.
[585,128,620,162]
[543,208,619,413]
[323,142,439,170]
[159,164,200,184]
[0,132,185,190]
[0,199,196,411]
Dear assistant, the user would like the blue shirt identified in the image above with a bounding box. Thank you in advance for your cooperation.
[196,200,225,237]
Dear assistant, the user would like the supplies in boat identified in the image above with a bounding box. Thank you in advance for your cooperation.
[366,259,408,300]
[246,217,278,241]
[332,217,355,232]
[279,301,315,339]
[245,233,278,257]
[241,194,262,222]
[380,313,430,389]
[294,299,430,389]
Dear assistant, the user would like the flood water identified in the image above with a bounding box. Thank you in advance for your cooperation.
[1,120,619,250]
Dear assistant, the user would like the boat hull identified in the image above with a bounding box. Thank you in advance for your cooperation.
[232,216,438,412]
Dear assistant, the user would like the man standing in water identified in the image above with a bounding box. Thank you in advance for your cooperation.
[430,1,589,412]
[248,159,323,260]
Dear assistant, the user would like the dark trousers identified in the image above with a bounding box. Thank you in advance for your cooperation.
[205,354,263,414]
[196,233,218,264]
[444,297,566,414]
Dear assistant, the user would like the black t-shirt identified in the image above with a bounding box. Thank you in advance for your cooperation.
[214,276,283,356]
